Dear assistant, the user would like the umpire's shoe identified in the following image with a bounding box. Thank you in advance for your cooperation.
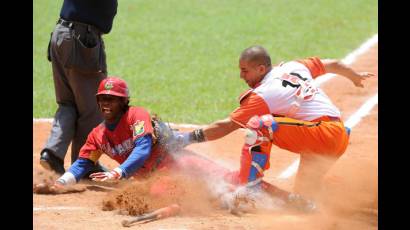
[40,149,65,175]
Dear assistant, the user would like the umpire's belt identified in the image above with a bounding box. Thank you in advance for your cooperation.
[57,18,102,36]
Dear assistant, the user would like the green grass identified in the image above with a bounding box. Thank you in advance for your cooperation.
[33,0,378,123]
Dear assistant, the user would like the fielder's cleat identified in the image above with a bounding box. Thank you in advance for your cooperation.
[40,150,65,175]
[285,193,317,213]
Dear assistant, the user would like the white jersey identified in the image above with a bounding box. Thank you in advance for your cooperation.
[231,57,341,126]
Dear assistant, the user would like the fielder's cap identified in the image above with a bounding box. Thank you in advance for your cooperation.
[96,77,130,98]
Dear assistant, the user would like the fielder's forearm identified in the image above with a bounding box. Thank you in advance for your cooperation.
[201,118,241,141]
[322,59,361,81]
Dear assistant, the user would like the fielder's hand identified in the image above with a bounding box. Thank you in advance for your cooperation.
[350,72,375,88]
[89,168,122,182]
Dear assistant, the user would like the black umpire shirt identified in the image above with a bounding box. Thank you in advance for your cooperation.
[60,0,118,34]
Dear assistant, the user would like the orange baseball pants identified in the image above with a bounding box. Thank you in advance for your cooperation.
[236,115,350,195]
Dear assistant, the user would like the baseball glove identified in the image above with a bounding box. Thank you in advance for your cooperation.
[151,114,181,152]
[33,182,86,194]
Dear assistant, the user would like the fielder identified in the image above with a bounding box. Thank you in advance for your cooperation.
[176,45,375,199]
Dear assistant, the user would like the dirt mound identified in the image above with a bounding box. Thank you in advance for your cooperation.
[33,169,60,185]
[102,171,218,216]
[33,169,88,194]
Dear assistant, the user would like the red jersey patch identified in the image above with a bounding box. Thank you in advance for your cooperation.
[131,120,145,138]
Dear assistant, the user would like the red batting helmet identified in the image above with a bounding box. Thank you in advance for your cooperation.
[96,77,129,98]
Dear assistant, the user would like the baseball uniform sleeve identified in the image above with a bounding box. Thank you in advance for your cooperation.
[296,57,326,78]
[79,130,103,163]
[118,135,153,178]
[230,92,270,127]
[67,158,96,182]
[128,107,154,141]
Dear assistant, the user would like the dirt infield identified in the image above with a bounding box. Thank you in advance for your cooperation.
[33,44,378,230]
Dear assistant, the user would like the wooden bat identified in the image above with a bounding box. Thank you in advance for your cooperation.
[121,204,180,227]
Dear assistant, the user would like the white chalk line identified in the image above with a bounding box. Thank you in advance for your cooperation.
[277,34,378,180]
[277,159,301,180]
[33,206,87,212]
[33,118,53,123]
[314,34,378,86]
[344,93,378,129]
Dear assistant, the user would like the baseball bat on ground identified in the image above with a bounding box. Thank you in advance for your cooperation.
[121,204,181,227]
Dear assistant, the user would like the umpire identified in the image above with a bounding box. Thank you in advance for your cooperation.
[40,0,118,176]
